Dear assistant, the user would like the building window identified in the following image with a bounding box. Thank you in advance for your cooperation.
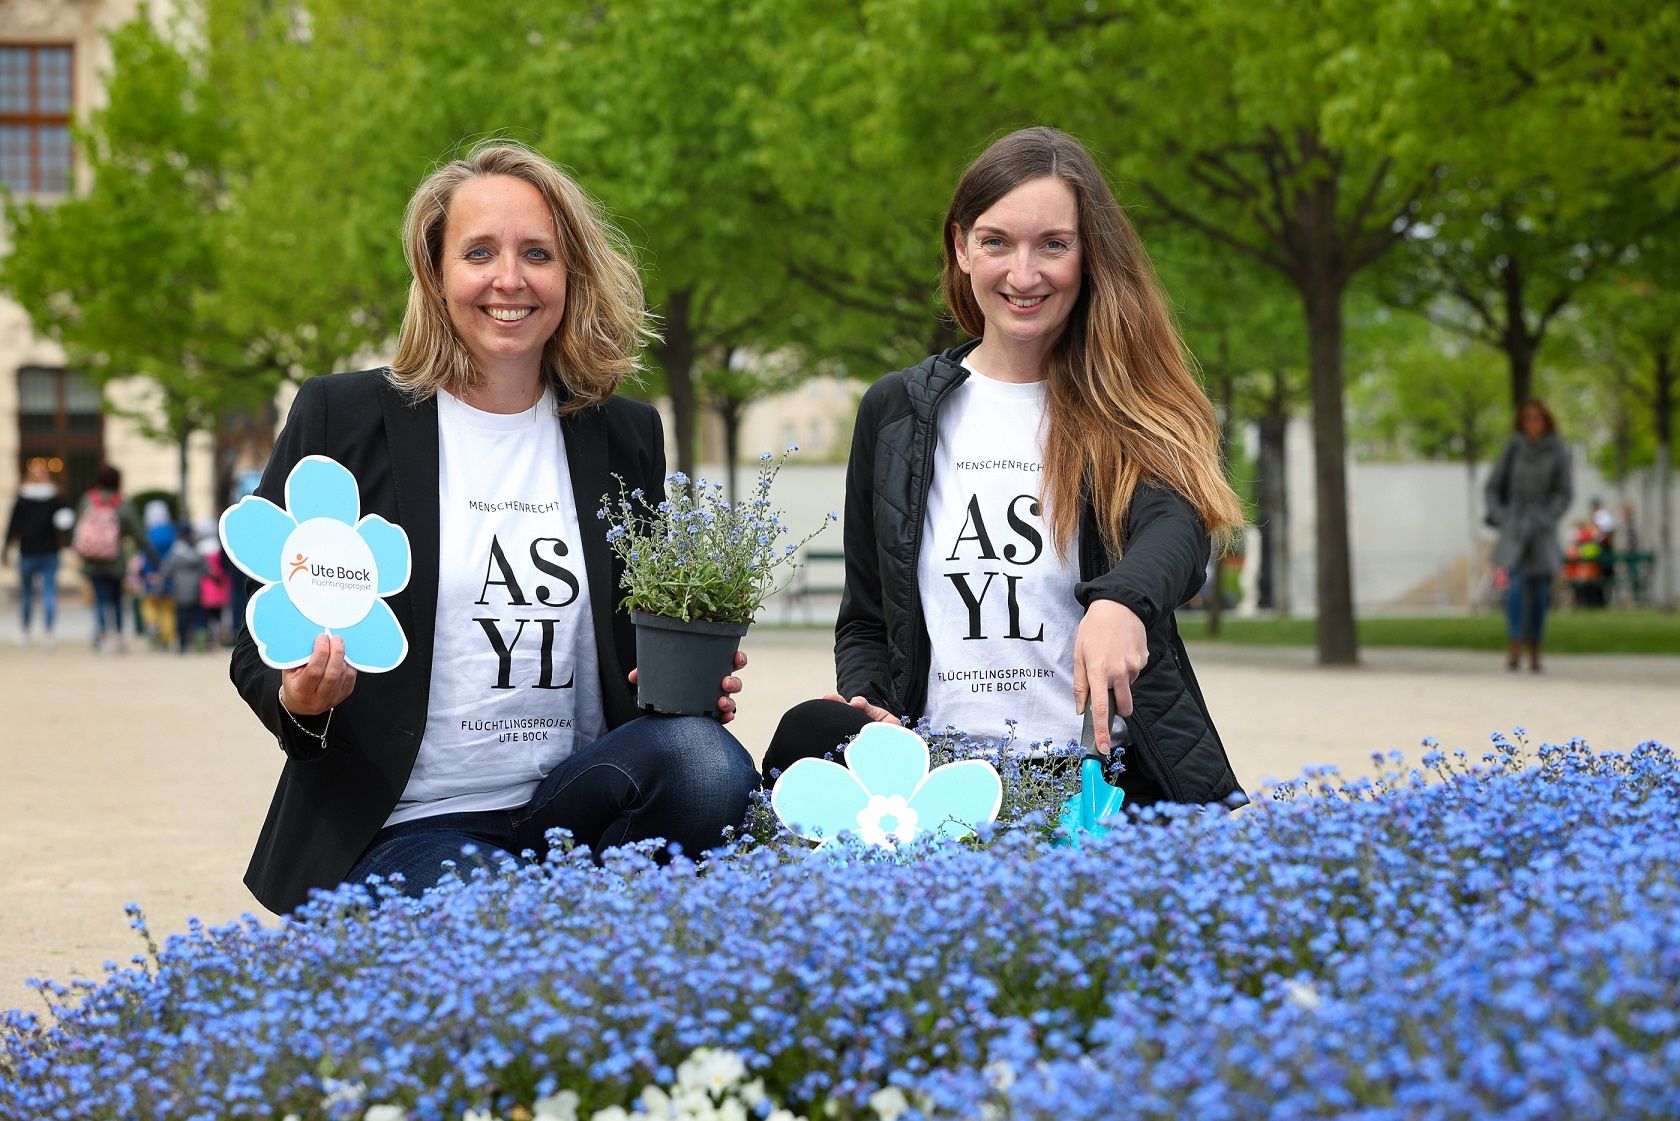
[18,366,103,500]
[0,44,73,195]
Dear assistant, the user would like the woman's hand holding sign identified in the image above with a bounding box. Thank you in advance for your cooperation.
[280,634,358,716]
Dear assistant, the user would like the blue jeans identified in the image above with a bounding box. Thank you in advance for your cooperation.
[1505,572,1551,643]
[88,574,124,643]
[346,714,758,899]
[17,553,59,632]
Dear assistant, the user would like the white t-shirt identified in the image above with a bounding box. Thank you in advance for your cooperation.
[387,388,606,826]
[918,361,1087,751]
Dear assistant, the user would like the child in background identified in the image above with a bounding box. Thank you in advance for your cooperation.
[156,521,208,652]
[196,519,231,646]
[139,499,178,650]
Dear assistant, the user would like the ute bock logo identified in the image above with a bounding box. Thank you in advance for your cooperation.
[287,552,309,581]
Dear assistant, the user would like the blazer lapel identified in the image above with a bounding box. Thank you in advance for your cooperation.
[380,383,440,690]
[561,405,634,722]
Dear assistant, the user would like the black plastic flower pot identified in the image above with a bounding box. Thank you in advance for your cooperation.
[630,611,749,717]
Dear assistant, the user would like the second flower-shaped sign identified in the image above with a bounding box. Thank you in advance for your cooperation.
[772,723,1003,847]
[218,455,411,672]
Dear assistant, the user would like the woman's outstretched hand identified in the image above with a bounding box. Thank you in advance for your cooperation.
[1073,598,1148,755]
[821,693,902,726]
[628,649,748,724]
[280,634,357,716]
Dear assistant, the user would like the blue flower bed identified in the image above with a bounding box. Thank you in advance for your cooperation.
[5,735,1679,1120]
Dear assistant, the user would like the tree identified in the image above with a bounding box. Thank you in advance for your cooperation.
[1061,1,1448,664]
[1378,178,1664,412]
[1568,260,1680,609]
[528,0,812,478]
[1156,233,1306,619]
[208,0,555,385]
[698,346,809,503]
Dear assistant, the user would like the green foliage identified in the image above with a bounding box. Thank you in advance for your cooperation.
[1349,307,1508,464]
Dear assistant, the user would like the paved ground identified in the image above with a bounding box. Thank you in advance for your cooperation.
[5,600,1678,1012]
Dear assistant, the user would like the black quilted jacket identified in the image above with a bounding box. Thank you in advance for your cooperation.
[834,343,1244,807]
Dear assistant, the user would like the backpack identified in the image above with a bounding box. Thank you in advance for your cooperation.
[73,492,123,562]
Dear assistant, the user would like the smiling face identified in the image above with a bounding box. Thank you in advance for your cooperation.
[953,175,1083,367]
[440,174,567,392]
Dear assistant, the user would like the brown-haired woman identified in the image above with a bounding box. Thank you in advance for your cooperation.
[767,126,1245,809]
[230,141,757,913]
[1484,398,1572,672]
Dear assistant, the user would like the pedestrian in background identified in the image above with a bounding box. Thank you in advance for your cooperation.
[73,464,156,653]
[3,458,74,646]
[1484,398,1572,673]
[139,498,178,650]
[156,520,209,652]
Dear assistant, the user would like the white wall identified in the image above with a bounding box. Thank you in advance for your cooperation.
[1270,417,1677,614]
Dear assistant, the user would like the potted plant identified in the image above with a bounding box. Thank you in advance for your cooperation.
[600,447,835,716]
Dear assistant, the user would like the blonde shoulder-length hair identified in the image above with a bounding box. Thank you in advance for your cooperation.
[389,140,655,413]
[941,126,1244,559]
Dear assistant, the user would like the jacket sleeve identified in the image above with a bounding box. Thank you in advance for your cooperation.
[229,376,334,761]
[1483,440,1515,528]
[1074,482,1211,627]
[2,499,19,559]
[833,383,894,707]
[1545,443,1573,526]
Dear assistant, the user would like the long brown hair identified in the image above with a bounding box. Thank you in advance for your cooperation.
[390,140,655,412]
[941,127,1243,558]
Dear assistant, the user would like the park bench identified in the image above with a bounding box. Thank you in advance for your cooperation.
[778,549,847,622]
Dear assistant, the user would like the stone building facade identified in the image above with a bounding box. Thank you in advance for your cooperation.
[1,0,213,530]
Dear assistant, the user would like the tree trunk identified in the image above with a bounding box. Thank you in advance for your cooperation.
[719,397,743,506]
[1256,370,1290,615]
[1501,256,1536,411]
[656,288,699,478]
[177,424,192,519]
[1303,276,1357,664]
[1655,347,1675,610]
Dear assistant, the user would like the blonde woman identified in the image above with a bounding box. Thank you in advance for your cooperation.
[769,127,1245,809]
[231,142,756,913]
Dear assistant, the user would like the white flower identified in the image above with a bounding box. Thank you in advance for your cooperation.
[534,1091,581,1121]
[588,1108,630,1121]
[321,1080,367,1110]
[677,1047,748,1096]
[736,1079,767,1108]
[983,1059,1017,1092]
[869,1087,910,1121]
[856,794,919,847]
[365,1107,408,1121]
[1284,978,1323,1011]
[463,1110,502,1121]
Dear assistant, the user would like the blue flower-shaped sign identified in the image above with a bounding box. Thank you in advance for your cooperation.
[771,724,1003,847]
[218,455,411,672]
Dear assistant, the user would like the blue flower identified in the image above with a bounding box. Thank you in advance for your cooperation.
[218,454,411,672]
[771,724,1003,846]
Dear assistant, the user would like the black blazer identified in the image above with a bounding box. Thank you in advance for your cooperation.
[230,370,665,913]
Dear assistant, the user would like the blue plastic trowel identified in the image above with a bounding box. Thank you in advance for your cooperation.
[1055,706,1127,844]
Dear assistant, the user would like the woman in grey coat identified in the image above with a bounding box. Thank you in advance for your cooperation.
[1484,398,1572,672]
